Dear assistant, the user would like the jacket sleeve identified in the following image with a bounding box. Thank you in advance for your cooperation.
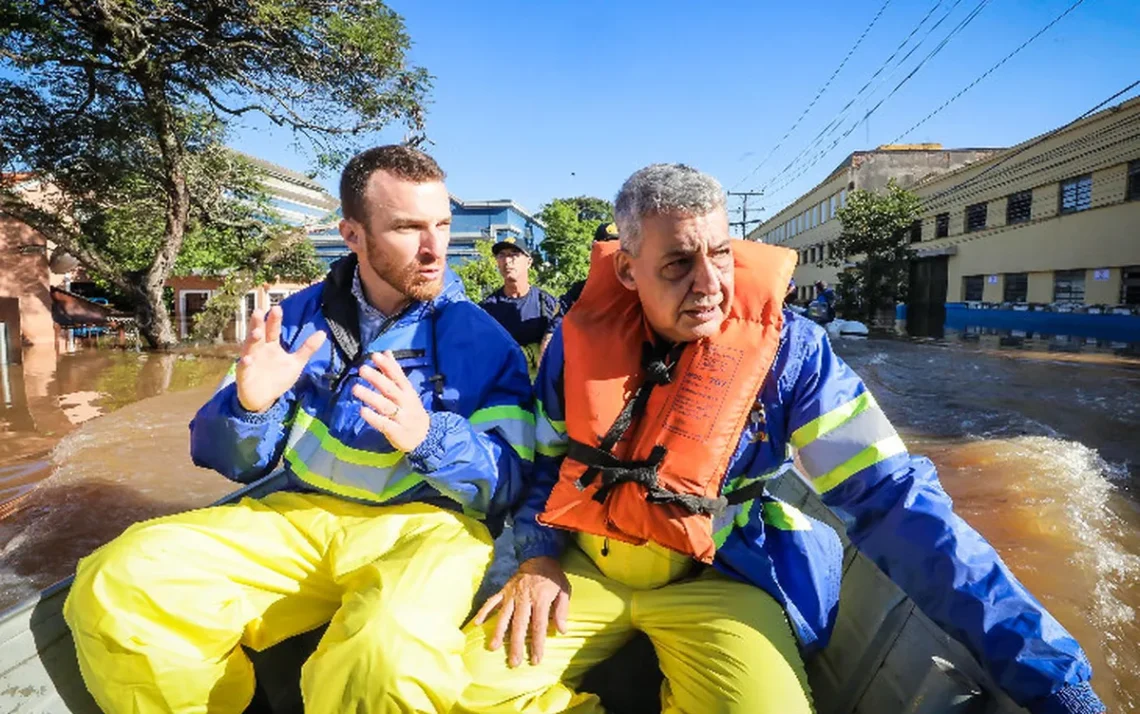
[786,323,1103,714]
[405,316,534,518]
[189,364,296,484]
[512,326,570,562]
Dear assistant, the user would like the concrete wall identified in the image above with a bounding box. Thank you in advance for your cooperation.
[851,149,1001,194]
[0,215,53,347]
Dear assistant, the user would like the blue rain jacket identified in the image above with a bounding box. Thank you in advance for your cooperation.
[519,313,1103,714]
[190,255,534,534]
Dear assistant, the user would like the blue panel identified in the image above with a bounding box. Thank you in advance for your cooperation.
[944,303,1140,342]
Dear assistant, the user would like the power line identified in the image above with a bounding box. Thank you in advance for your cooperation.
[730,0,893,191]
[761,0,994,203]
[892,0,1089,144]
[918,113,1140,214]
[753,0,960,195]
[919,79,1140,209]
[727,191,764,238]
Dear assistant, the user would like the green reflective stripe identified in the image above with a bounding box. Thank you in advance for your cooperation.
[535,399,567,458]
[723,468,781,496]
[790,391,876,449]
[761,501,812,531]
[470,406,535,462]
[814,434,908,493]
[535,399,565,432]
[293,409,403,469]
[470,405,536,426]
[798,405,897,480]
[713,499,757,548]
[537,442,568,458]
[285,449,424,503]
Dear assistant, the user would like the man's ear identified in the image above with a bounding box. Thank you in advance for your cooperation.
[339,219,363,253]
[613,250,639,292]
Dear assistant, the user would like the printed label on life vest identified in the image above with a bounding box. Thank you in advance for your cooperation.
[663,343,743,442]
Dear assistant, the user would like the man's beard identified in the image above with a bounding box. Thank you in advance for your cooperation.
[365,234,445,303]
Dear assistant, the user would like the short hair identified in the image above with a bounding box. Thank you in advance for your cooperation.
[339,145,446,222]
[613,163,726,255]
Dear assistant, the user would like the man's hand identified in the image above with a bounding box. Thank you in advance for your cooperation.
[473,556,571,667]
[353,351,432,453]
[236,306,326,413]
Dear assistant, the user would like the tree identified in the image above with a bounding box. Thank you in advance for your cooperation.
[829,180,920,324]
[535,197,613,296]
[453,239,502,303]
[0,1,429,348]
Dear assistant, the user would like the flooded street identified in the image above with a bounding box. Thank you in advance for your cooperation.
[0,339,1138,709]
[837,337,1140,712]
[0,345,235,605]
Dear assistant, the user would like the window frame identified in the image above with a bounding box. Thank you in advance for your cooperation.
[1058,174,1092,215]
[935,212,949,238]
[1052,269,1086,304]
[1005,189,1032,225]
[963,275,984,302]
[1003,273,1028,303]
[964,202,988,233]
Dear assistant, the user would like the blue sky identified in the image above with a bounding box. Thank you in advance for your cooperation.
[229,0,1140,225]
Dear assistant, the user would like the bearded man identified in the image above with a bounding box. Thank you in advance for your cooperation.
[63,146,534,714]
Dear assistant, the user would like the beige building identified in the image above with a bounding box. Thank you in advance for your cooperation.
[752,98,1140,339]
[907,97,1140,312]
[751,146,1000,303]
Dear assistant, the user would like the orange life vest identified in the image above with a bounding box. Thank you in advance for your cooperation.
[538,239,797,563]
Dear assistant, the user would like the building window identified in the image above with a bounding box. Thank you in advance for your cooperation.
[1004,273,1028,303]
[963,275,984,302]
[935,213,949,238]
[1058,175,1092,214]
[1006,190,1032,224]
[908,219,922,243]
[1122,266,1140,305]
[1053,270,1086,304]
[830,195,838,218]
[1127,160,1140,202]
[268,291,288,306]
[840,188,848,207]
[965,202,987,233]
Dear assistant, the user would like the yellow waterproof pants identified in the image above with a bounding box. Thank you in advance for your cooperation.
[457,535,813,714]
[63,492,493,714]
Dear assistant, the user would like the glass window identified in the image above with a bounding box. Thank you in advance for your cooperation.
[935,213,949,238]
[1059,175,1092,214]
[840,188,848,207]
[1053,269,1086,304]
[908,219,922,243]
[1006,190,1032,224]
[1004,273,1028,303]
[963,275,984,302]
[965,202,987,233]
[1127,161,1140,202]
[1122,266,1140,305]
[268,291,288,306]
[830,195,838,218]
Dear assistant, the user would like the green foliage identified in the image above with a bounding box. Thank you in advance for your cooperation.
[535,197,613,296]
[453,239,542,302]
[454,239,503,302]
[830,180,921,323]
[0,0,429,346]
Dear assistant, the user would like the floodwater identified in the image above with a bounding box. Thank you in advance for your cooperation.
[0,337,1138,710]
[838,336,1140,712]
[0,344,235,605]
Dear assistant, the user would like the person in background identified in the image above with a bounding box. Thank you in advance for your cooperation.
[558,220,619,316]
[815,279,837,321]
[480,237,560,378]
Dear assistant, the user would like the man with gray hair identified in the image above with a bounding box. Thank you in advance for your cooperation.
[457,163,1103,714]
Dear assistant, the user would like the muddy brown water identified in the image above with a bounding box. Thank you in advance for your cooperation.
[0,339,1137,710]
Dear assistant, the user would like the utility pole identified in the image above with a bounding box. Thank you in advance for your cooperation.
[727,191,764,240]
